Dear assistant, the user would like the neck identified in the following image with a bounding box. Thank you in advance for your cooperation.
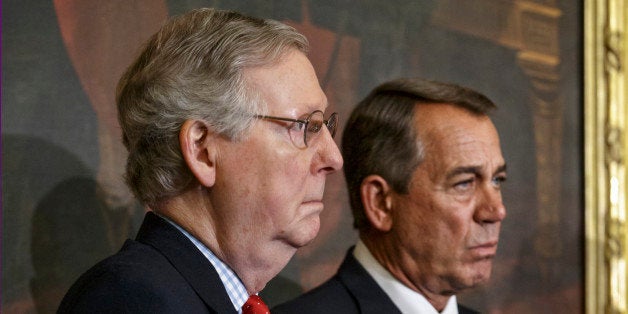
[231,243,297,294]
[361,234,452,311]
[156,187,293,295]
[156,189,218,249]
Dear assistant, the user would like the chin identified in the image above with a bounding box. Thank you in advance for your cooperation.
[451,274,489,292]
[286,216,321,248]
[468,262,493,286]
[452,261,493,290]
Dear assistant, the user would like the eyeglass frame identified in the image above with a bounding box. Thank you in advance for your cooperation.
[254,110,338,147]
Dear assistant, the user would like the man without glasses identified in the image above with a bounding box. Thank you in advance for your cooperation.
[274,78,507,314]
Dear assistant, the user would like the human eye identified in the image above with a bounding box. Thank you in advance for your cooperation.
[307,120,322,133]
[491,174,507,188]
[290,120,306,132]
[453,177,475,193]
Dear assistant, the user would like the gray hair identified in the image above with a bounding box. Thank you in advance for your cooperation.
[342,78,497,231]
[117,8,309,206]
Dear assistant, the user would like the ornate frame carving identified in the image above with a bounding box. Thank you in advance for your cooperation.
[585,1,628,313]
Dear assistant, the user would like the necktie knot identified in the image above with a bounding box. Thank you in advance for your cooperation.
[242,294,269,314]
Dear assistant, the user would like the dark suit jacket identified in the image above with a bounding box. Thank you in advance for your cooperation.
[273,248,479,314]
[58,212,237,314]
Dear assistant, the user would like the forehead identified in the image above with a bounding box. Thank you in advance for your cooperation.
[414,103,503,169]
[243,49,327,115]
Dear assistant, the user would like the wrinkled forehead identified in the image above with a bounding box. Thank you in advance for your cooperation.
[414,103,502,159]
[244,49,327,115]
[414,103,495,135]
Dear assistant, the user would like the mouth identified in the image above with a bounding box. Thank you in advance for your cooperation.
[302,195,324,204]
[301,199,324,213]
[468,241,498,258]
[303,197,323,203]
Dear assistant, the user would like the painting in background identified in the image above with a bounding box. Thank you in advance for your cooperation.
[2,0,582,313]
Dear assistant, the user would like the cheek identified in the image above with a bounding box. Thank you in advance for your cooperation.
[266,154,309,194]
[428,193,474,233]
[417,205,472,253]
[395,202,439,251]
[258,153,314,221]
[440,213,474,252]
[282,151,310,175]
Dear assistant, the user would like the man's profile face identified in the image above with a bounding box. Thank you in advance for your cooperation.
[210,49,343,275]
[391,103,506,294]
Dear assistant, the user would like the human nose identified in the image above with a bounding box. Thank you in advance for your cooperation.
[474,185,506,223]
[313,127,343,174]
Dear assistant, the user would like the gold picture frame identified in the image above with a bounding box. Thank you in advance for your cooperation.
[585,0,628,313]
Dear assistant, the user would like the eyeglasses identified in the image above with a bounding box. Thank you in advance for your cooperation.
[254,110,338,147]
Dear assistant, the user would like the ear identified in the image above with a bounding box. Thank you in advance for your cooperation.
[180,119,217,188]
[360,175,394,232]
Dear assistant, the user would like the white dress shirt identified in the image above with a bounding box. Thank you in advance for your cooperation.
[353,240,459,314]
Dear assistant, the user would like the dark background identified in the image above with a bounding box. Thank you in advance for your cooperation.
[2,1,582,313]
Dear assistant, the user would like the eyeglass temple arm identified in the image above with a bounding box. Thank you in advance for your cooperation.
[255,115,307,124]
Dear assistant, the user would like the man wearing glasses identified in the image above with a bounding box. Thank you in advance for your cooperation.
[59,8,342,313]
[275,78,506,314]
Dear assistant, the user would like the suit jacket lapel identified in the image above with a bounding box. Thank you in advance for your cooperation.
[337,248,402,314]
[338,247,479,314]
[135,212,237,314]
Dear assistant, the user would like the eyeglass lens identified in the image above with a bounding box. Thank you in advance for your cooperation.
[304,111,337,146]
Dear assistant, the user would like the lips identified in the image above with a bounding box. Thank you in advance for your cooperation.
[301,199,324,214]
[302,194,324,204]
[302,198,323,203]
[474,240,498,248]
[468,241,498,258]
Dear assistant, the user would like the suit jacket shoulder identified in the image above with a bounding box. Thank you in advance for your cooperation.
[273,248,401,314]
[273,247,480,314]
[58,212,236,314]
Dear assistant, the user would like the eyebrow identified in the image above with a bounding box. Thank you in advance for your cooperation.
[495,164,508,175]
[445,163,507,180]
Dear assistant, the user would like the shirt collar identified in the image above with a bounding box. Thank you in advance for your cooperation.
[161,215,249,313]
[353,240,459,314]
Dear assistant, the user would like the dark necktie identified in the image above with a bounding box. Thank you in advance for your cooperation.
[242,295,270,314]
